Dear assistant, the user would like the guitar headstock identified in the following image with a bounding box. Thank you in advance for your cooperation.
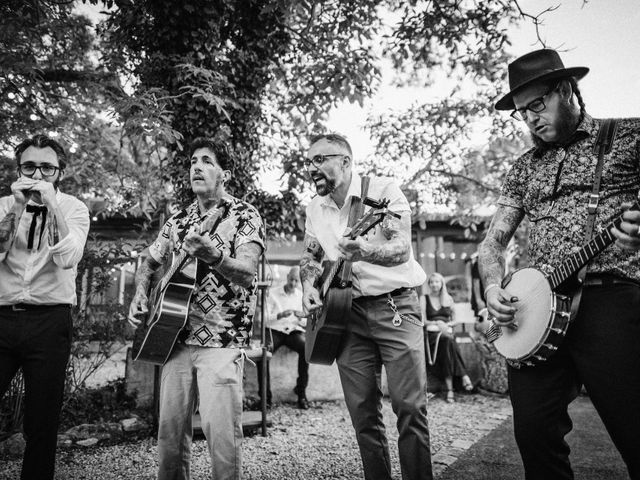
[346,198,400,240]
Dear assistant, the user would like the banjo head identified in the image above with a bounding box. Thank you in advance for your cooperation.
[493,267,554,360]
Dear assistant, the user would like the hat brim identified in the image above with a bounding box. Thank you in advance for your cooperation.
[495,67,589,111]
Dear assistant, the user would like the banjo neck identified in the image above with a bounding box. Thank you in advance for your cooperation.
[548,201,639,289]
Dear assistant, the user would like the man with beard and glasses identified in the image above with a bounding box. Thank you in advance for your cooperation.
[128,137,265,480]
[300,133,433,480]
[0,134,89,480]
[479,49,640,479]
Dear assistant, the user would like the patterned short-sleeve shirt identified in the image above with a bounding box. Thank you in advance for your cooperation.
[498,114,640,281]
[148,197,265,348]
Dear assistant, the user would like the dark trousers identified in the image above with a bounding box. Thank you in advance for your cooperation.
[425,331,468,380]
[508,282,640,480]
[0,305,72,480]
[337,289,432,480]
[257,328,309,403]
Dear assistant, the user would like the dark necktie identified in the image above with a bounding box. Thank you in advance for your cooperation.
[26,204,48,250]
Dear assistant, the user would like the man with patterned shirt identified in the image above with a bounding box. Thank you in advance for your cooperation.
[301,133,433,480]
[0,134,89,480]
[128,137,264,480]
[479,49,640,479]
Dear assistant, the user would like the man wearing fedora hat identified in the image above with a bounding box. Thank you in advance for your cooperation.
[479,48,640,479]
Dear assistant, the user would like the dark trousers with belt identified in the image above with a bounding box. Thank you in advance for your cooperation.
[337,288,433,480]
[0,305,72,480]
[257,328,309,403]
[508,279,640,480]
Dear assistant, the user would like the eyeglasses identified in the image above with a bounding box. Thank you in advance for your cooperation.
[303,154,347,169]
[18,163,60,177]
[510,84,559,121]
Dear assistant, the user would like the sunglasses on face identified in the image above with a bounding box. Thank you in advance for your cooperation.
[18,163,60,177]
[303,154,348,169]
[511,84,560,121]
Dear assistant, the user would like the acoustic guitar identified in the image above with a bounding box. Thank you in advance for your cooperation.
[305,199,399,365]
[132,211,222,365]
[485,202,639,368]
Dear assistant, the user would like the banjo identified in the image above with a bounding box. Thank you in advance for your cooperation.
[485,202,639,368]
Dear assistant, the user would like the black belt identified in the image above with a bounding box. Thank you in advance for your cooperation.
[0,303,70,312]
[583,274,640,288]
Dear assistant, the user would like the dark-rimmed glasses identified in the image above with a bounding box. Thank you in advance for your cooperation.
[511,84,560,121]
[19,163,60,177]
[304,154,347,169]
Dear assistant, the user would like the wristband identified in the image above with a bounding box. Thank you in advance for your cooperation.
[210,251,225,268]
[484,283,500,297]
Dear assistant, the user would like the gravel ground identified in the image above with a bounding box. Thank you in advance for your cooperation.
[0,393,511,480]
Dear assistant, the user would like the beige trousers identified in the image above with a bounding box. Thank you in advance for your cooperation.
[157,344,244,480]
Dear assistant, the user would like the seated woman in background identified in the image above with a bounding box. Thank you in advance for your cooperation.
[423,272,474,403]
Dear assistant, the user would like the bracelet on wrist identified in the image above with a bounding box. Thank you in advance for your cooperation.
[484,283,500,297]
[210,251,225,268]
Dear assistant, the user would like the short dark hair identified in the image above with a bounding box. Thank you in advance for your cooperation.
[14,134,67,170]
[188,137,232,170]
[309,133,353,156]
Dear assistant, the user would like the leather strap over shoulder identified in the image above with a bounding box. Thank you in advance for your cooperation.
[592,118,618,155]
[572,118,619,320]
[347,176,370,227]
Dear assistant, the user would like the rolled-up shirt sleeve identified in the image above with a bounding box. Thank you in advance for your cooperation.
[50,200,90,269]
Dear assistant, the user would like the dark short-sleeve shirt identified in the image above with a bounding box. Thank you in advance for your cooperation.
[149,197,265,348]
[498,114,640,281]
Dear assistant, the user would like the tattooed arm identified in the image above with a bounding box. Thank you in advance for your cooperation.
[300,234,324,313]
[337,212,411,266]
[212,242,262,289]
[0,204,25,253]
[127,255,162,327]
[477,204,524,324]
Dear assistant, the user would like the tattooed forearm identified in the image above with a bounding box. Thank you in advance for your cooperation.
[478,205,524,287]
[214,242,262,288]
[360,213,410,266]
[0,212,17,250]
[300,235,324,287]
[134,256,162,294]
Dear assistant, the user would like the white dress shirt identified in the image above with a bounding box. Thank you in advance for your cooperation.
[304,174,426,297]
[266,286,305,334]
[0,191,90,305]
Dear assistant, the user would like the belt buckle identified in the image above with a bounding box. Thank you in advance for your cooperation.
[11,304,26,311]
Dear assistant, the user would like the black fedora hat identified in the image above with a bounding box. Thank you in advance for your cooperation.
[495,49,589,111]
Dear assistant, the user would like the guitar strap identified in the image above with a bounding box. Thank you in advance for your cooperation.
[569,118,619,320]
[348,176,371,226]
[340,176,371,284]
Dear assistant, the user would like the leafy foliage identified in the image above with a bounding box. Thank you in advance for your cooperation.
[1,0,553,228]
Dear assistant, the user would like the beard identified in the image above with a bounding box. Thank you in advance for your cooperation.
[530,102,580,151]
[312,173,336,197]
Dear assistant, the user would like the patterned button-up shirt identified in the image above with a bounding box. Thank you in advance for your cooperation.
[498,114,640,281]
[148,197,265,348]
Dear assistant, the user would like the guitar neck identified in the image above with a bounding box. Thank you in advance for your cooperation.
[548,209,627,289]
